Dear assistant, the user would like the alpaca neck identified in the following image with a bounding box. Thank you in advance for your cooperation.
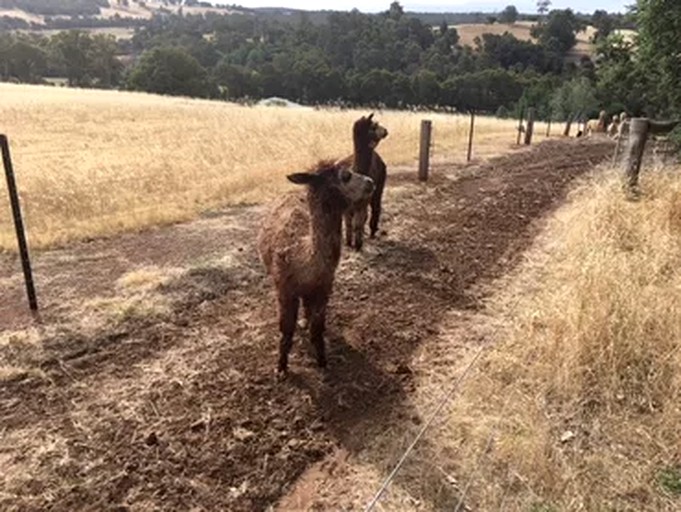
[307,189,343,265]
[353,136,374,175]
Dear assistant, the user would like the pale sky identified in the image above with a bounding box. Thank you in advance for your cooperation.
[218,1,632,14]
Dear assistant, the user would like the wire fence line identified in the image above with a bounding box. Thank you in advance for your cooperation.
[364,346,486,512]
[364,292,528,512]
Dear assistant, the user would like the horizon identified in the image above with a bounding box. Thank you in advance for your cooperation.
[216,0,632,14]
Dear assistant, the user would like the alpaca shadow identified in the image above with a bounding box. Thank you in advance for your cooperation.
[370,239,438,273]
[287,331,465,509]
[288,329,412,451]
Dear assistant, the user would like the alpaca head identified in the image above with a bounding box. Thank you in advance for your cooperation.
[353,113,389,149]
[287,161,374,209]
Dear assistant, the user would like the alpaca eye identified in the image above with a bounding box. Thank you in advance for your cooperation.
[341,170,351,183]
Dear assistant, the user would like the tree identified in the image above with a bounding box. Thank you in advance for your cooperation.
[531,9,585,55]
[592,10,615,42]
[537,0,551,17]
[636,0,681,117]
[127,47,216,98]
[550,77,599,120]
[387,1,404,21]
[499,5,519,24]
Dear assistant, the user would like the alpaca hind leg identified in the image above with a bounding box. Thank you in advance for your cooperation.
[277,295,299,374]
[304,294,328,369]
[369,180,385,238]
[353,206,369,251]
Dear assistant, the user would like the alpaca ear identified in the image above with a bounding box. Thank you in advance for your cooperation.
[367,112,374,120]
[287,172,318,185]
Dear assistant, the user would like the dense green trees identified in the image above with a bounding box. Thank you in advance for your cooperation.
[127,47,217,98]
[3,1,681,121]
[0,30,122,86]
[636,0,681,117]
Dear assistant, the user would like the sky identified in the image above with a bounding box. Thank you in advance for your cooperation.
[216,1,632,14]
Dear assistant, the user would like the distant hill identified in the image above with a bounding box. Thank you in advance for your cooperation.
[0,0,245,27]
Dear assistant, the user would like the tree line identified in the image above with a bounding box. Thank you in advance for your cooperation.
[1,1,680,120]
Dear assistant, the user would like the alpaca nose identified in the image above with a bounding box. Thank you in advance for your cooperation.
[364,178,375,195]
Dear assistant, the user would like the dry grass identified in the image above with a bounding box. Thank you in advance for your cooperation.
[430,167,681,510]
[0,83,527,251]
[454,21,595,56]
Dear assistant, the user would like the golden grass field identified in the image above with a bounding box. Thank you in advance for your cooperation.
[428,168,681,508]
[0,83,533,251]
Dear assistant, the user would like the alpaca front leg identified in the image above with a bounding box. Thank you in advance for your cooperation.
[306,296,328,369]
[277,295,299,374]
[344,211,354,248]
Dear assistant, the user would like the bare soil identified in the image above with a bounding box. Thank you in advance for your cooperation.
[0,138,614,511]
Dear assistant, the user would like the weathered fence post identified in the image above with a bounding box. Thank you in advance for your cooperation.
[563,112,574,137]
[612,120,629,166]
[546,110,552,137]
[524,107,535,145]
[1,134,38,312]
[418,119,432,181]
[625,118,650,191]
[467,110,475,162]
[516,107,525,145]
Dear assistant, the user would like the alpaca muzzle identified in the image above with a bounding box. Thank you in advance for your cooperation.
[364,178,375,196]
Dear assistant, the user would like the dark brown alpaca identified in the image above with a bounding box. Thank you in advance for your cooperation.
[257,160,374,374]
[342,114,389,251]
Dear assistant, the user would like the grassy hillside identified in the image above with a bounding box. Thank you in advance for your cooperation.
[454,21,636,58]
[0,83,528,251]
[0,0,242,25]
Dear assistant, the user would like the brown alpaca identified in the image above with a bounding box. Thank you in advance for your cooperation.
[341,114,389,251]
[257,160,374,374]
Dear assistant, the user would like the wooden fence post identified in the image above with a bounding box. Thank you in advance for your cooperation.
[516,107,525,145]
[1,134,38,313]
[418,119,432,182]
[625,118,650,191]
[563,112,574,137]
[467,110,475,162]
[524,108,535,145]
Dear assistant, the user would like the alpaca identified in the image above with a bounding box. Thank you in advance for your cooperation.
[607,113,621,138]
[257,160,374,374]
[341,114,389,251]
[615,112,629,140]
[586,110,608,136]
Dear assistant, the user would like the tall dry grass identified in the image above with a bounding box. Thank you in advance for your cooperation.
[0,83,530,251]
[438,167,681,510]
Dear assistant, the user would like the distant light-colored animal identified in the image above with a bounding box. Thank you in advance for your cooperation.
[257,160,374,374]
[340,114,389,251]
[586,110,608,136]
[615,112,629,140]
[607,113,621,138]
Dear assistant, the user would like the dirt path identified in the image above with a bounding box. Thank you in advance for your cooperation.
[0,138,614,511]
